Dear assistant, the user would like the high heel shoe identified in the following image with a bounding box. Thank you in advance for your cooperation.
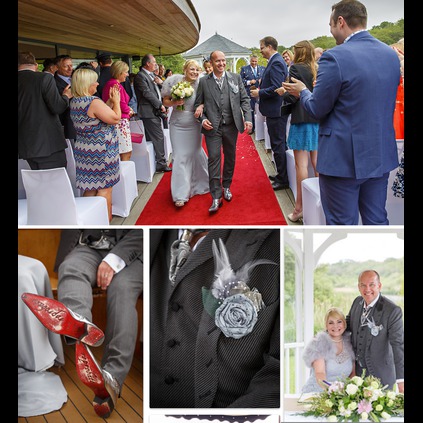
[287,209,303,222]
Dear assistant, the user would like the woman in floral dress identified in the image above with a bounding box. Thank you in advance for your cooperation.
[70,67,121,221]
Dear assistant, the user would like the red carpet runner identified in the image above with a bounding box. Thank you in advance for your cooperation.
[135,132,287,225]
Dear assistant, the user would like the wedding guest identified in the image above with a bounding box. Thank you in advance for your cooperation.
[164,69,173,79]
[282,0,400,225]
[22,229,143,418]
[150,229,280,407]
[102,60,135,161]
[70,67,121,222]
[128,72,139,118]
[240,55,265,133]
[314,47,324,61]
[18,51,72,170]
[201,59,213,77]
[275,40,319,222]
[282,49,294,69]
[302,307,355,394]
[194,50,253,213]
[251,36,290,191]
[42,57,58,75]
[134,54,170,172]
[346,270,404,392]
[161,60,209,208]
[54,55,77,143]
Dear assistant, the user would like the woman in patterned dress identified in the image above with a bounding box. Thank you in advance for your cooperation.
[70,68,121,221]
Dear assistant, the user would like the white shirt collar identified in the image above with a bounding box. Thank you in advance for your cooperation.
[364,293,380,309]
[213,71,226,80]
[344,29,366,43]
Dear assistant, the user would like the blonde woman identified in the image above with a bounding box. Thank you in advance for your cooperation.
[161,60,209,207]
[301,307,355,394]
[102,60,135,161]
[70,67,121,222]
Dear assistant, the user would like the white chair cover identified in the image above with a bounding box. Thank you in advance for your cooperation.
[112,160,138,217]
[301,177,326,225]
[129,119,157,183]
[64,138,80,197]
[254,102,265,141]
[18,158,31,199]
[19,167,109,225]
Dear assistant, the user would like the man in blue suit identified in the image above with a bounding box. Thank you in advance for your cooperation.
[240,55,265,133]
[251,36,290,191]
[283,0,400,225]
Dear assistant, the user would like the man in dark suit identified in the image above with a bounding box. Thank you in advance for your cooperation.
[22,229,143,418]
[251,36,290,191]
[346,270,404,392]
[283,0,400,224]
[134,54,170,172]
[18,51,71,169]
[54,55,76,143]
[240,54,265,133]
[150,229,280,408]
[194,51,253,213]
[96,53,133,100]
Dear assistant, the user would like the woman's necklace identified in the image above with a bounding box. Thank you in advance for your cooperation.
[330,337,343,343]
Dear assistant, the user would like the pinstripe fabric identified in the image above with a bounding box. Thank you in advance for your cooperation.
[150,229,280,408]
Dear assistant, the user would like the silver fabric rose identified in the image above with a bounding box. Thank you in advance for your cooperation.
[228,80,239,94]
[215,293,258,339]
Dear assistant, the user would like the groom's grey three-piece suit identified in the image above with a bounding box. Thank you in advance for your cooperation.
[194,72,252,199]
[346,294,404,388]
[54,229,143,387]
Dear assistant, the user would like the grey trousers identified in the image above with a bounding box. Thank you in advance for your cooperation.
[57,245,143,387]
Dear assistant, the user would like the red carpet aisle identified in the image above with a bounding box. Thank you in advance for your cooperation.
[135,132,287,225]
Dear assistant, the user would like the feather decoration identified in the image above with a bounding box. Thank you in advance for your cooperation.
[211,238,276,310]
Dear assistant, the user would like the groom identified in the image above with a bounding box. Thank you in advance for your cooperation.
[194,50,252,213]
[346,270,404,392]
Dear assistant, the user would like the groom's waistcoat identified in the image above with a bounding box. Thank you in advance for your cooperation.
[219,78,234,125]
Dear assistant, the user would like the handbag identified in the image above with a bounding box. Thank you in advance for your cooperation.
[281,102,293,116]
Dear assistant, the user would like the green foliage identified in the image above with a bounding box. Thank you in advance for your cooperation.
[131,54,186,75]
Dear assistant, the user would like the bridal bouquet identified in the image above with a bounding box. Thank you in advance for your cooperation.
[170,80,195,110]
[300,371,404,422]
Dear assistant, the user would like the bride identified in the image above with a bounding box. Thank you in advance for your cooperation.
[161,60,209,208]
[301,307,355,394]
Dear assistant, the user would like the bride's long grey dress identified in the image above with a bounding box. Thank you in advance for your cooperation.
[162,74,209,202]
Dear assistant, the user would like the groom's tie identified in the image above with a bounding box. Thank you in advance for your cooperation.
[253,67,257,78]
[216,77,223,90]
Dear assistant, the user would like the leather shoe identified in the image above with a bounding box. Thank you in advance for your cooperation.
[156,165,171,172]
[268,175,277,181]
[223,188,232,201]
[21,292,104,347]
[208,198,223,213]
[272,181,290,191]
[75,342,120,418]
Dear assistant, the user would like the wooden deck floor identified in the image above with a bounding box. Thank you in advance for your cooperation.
[111,134,303,226]
[18,342,143,423]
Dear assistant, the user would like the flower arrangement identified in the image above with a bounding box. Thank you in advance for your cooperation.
[170,80,195,110]
[300,371,404,422]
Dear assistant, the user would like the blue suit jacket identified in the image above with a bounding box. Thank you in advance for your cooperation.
[299,31,400,179]
[240,64,266,97]
[258,52,288,118]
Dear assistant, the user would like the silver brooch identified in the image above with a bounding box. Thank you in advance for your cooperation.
[365,317,383,336]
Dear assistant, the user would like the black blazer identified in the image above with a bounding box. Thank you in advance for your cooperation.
[18,70,69,159]
[54,74,76,139]
[281,63,319,125]
[150,229,280,408]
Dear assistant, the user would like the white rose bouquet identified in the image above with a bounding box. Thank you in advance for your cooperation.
[170,80,195,110]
